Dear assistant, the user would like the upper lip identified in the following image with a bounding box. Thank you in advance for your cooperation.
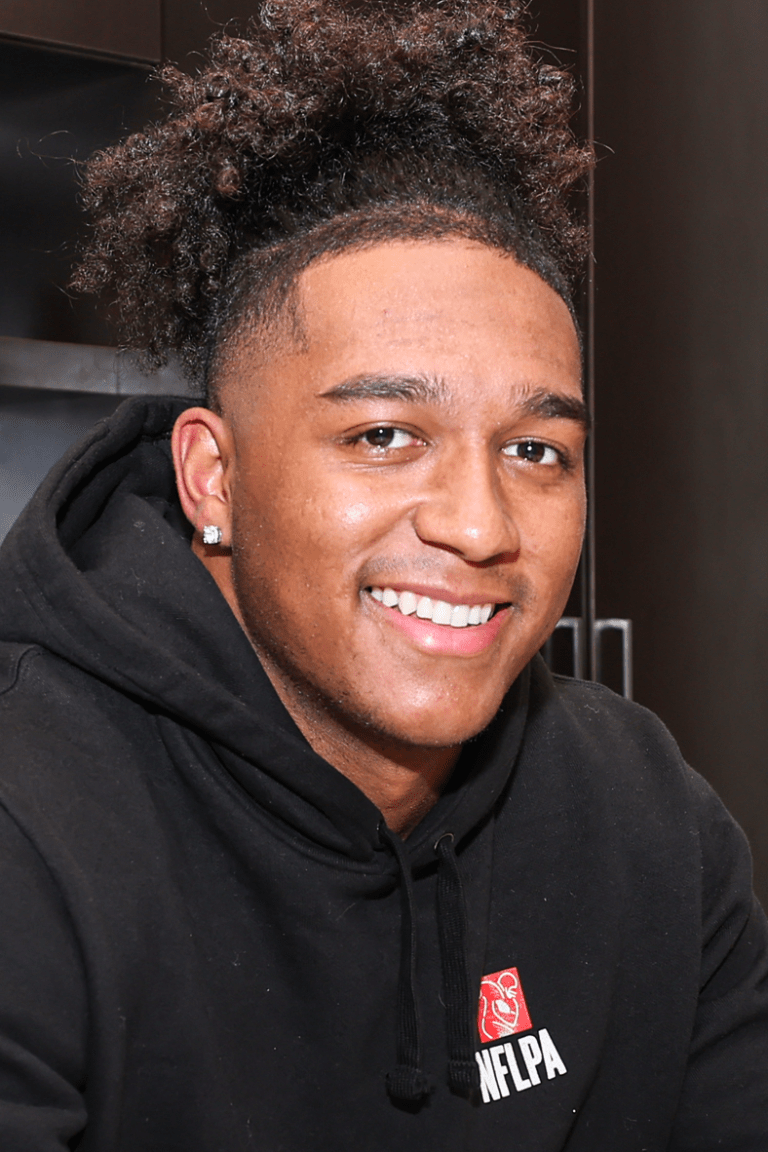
[365,582,511,607]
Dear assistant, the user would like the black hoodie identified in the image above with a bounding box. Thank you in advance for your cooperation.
[0,395,766,1151]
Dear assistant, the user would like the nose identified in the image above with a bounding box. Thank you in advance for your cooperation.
[411,446,520,564]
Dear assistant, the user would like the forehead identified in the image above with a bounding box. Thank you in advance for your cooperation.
[223,239,582,406]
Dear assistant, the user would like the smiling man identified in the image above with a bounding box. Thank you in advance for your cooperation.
[0,2,766,1150]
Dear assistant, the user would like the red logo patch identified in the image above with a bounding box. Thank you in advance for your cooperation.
[477,967,533,1043]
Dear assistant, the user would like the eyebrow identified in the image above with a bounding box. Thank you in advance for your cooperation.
[319,374,591,431]
[518,388,592,432]
[319,374,449,405]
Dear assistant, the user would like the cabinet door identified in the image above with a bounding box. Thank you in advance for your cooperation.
[0,0,160,62]
[592,0,768,907]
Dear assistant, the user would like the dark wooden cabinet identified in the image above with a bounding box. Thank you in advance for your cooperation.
[528,1,768,906]
[0,41,158,347]
[0,0,160,61]
[591,0,768,905]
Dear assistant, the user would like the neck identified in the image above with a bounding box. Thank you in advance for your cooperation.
[261,658,460,838]
[301,717,461,839]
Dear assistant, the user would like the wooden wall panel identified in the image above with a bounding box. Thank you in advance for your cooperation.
[592,1,768,903]
[0,0,160,61]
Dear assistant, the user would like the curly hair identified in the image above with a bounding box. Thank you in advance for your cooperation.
[72,0,593,401]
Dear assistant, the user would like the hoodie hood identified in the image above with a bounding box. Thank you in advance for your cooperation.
[0,394,530,867]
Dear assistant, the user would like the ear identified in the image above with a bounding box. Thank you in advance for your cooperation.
[171,407,234,548]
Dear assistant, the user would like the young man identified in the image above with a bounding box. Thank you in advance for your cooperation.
[0,2,766,1148]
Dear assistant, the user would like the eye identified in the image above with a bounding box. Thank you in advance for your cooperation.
[502,440,561,466]
[359,427,419,450]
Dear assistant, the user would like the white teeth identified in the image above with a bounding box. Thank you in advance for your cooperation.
[399,590,418,615]
[450,604,470,628]
[432,600,453,625]
[369,587,499,628]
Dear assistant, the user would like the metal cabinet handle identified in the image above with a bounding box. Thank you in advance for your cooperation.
[592,618,633,700]
[552,616,585,680]
[550,616,633,700]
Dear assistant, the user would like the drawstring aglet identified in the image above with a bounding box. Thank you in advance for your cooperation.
[448,1059,481,1095]
[385,1066,434,1102]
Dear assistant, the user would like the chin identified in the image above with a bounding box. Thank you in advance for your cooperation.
[353,695,505,751]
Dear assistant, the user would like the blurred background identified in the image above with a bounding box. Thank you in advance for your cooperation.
[1,0,766,904]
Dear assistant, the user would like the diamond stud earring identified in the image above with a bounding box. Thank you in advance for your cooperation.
[202,525,223,546]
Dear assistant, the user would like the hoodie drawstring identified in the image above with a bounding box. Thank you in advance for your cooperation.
[379,823,479,1102]
[435,832,481,1096]
[379,823,433,1101]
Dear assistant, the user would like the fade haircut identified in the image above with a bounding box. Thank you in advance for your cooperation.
[72,0,594,406]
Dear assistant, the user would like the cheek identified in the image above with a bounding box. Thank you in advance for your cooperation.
[336,501,376,527]
[232,470,388,601]
[521,490,586,578]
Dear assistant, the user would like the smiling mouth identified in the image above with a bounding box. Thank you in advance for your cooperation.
[367,587,509,628]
